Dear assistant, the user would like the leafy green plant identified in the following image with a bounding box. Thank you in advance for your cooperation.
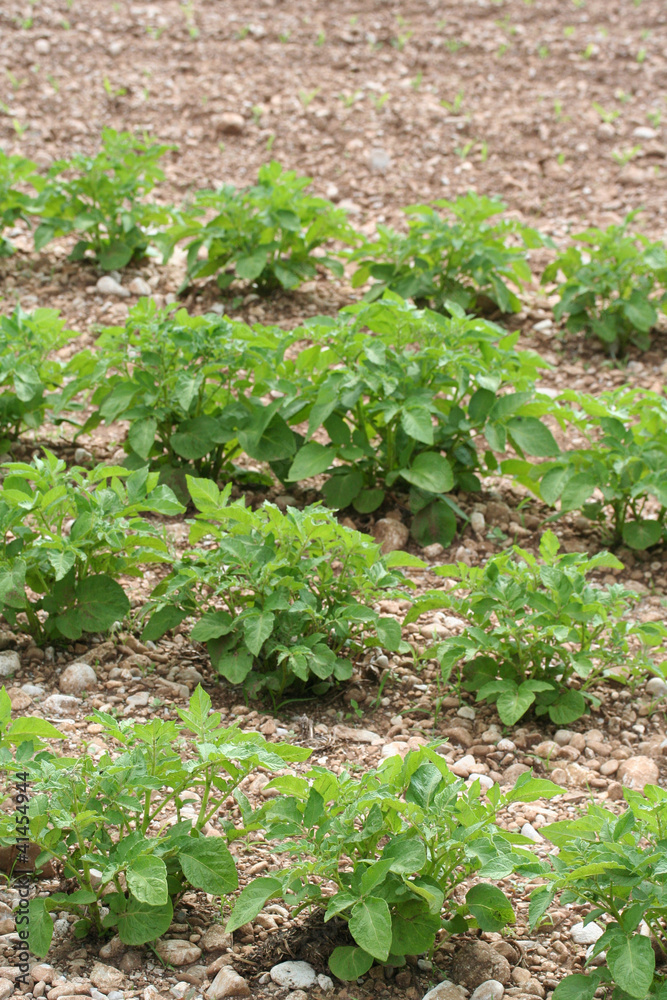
[0,685,309,956]
[79,299,297,481]
[29,128,174,269]
[0,149,40,255]
[541,212,667,355]
[404,530,665,726]
[165,161,360,293]
[0,450,184,644]
[515,388,667,550]
[350,192,551,315]
[0,305,81,451]
[276,295,555,545]
[141,477,412,700]
[532,787,667,999]
[227,746,562,979]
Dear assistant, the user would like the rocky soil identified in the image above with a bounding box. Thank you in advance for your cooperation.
[1,1,667,1000]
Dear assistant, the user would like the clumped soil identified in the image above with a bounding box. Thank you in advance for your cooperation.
[1,0,667,999]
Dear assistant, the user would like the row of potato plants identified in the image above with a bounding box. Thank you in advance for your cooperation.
[3,690,666,999]
[3,295,667,552]
[2,133,667,356]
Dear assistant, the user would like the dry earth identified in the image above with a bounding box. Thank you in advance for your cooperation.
[0,1,667,1000]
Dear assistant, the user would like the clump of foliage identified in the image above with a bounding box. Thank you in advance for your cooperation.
[533,787,667,1000]
[165,160,360,293]
[541,211,667,356]
[276,295,556,546]
[0,149,40,256]
[0,685,309,957]
[514,387,667,550]
[141,477,412,699]
[29,128,174,269]
[349,192,550,315]
[80,299,297,481]
[0,451,183,644]
[0,305,80,451]
[405,530,665,726]
[228,746,562,979]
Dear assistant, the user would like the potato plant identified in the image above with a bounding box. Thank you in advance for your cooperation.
[0,149,40,256]
[141,477,412,700]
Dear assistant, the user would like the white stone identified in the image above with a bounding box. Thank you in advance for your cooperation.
[471,981,505,1000]
[317,975,334,993]
[423,983,467,1000]
[74,448,93,464]
[270,962,317,990]
[554,730,573,746]
[207,968,250,998]
[571,921,604,945]
[128,277,152,297]
[155,939,202,966]
[646,677,667,698]
[97,275,130,298]
[633,126,657,140]
[200,925,233,952]
[496,738,515,752]
[0,979,13,1000]
[126,691,150,710]
[333,725,383,745]
[59,661,97,695]
[90,963,125,991]
[468,773,494,791]
[42,693,81,716]
[21,683,44,697]
[0,652,20,678]
[450,754,476,778]
[35,38,50,54]
[470,511,486,535]
[521,822,543,844]
[457,705,476,721]
[533,318,553,332]
[372,518,409,554]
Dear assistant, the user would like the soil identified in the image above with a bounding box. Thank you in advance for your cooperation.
[1,1,667,1000]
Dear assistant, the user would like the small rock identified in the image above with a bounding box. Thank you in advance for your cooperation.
[470,982,505,1000]
[422,542,445,559]
[0,980,13,1000]
[98,936,125,960]
[42,694,81,717]
[520,823,543,844]
[554,729,574,746]
[451,941,511,990]
[90,963,124,991]
[571,921,604,945]
[119,951,142,973]
[450,754,477,778]
[502,762,530,785]
[633,126,657,140]
[269,962,317,990]
[316,975,334,993]
[200,925,233,953]
[470,511,485,536]
[457,705,476,721]
[286,993,308,1000]
[607,780,624,801]
[128,277,152,297]
[646,677,667,698]
[59,661,97,695]
[0,651,20,678]
[126,691,149,710]
[35,38,51,54]
[144,988,162,1000]
[369,147,391,173]
[155,940,203,966]
[47,987,90,1000]
[496,738,515,752]
[30,966,55,984]
[617,756,659,792]
[422,984,467,1000]
[96,276,130,298]
[333,724,383,745]
[218,112,245,135]
[22,682,44,698]
[372,518,409,554]
[207,968,250,999]
[468,773,494,792]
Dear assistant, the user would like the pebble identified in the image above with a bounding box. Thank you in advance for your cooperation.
[422,984,467,1000]
[0,981,13,1000]
[369,147,391,173]
[422,542,445,559]
[470,511,485,535]
[96,276,130,298]
[155,940,203,966]
[571,921,604,945]
[553,730,573,746]
[90,963,124,991]
[30,967,55,984]
[207,968,250,998]
[633,126,657,140]
[200,925,233,952]
[372,518,409,553]
[450,754,477,778]
[0,652,20,678]
[217,112,245,134]
[59,661,97,695]
[468,774,494,791]
[332,724,383,745]
[617,756,659,792]
[316,975,334,993]
[457,705,476,721]
[496,738,515,752]
[126,691,150,710]
[470,982,505,1000]
[128,277,152,297]
[451,941,511,989]
[21,683,44,698]
[269,962,317,990]
[646,677,667,698]
[98,936,124,960]
[42,694,81,717]
[35,38,51,54]
[520,823,543,844]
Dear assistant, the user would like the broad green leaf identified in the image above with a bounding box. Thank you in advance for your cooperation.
[235,249,269,281]
[28,898,54,958]
[328,946,374,981]
[622,519,662,551]
[548,688,587,725]
[113,897,173,946]
[560,472,597,511]
[178,839,238,896]
[375,617,402,651]
[226,877,283,933]
[606,933,655,999]
[400,453,454,494]
[142,605,188,641]
[7,717,65,742]
[171,417,223,461]
[287,442,335,481]
[128,418,158,460]
[353,489,385,513]
[126,856,168,906]
[381,837,427,873]
[466,883,515,932]
[322,469,364,510]
[348,896,392,961]
[410,498,457,547]
[99,239,135,270]
[391,909,440,957]
[56,575,130,639]
[507,416,559,457]
[243,611,275,656]
[496,683,536,725]
[552,974,601,1000]
[211,647,254,685]
[190,611,234,642]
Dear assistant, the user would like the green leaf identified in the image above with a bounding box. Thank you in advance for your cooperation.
[560,472,597,512]
[410,499,457,548]
[528,886,556,929]
[400,453,454,494]
[171,417,223,461]
[7,717,65,742]
[607,933,655,998]
[466,883,515,932]
[552,974,601,1000]
[56,575,130,639]
[496,683,536,725]
[142,605,188,641]
[391,908,441,957]
[375,617,402,651]
[243,611,275,656]
[287,442,335,480]
[190,611,234,642]
[211,646,254,685]
[322,469,364,510]
[235,249,269,281]
[381,837,427,873]
[622,519,662,551]
[227,877,283,933]
[353,489,385,513]
[548,688,587,725]
[114,897,173,946]
[507,416,560,457]
[98,239,135,270]
[348,897,392,961]
[126,856,169,906]
[46,549,76,582]
[178,839,238,896]
[128,418,158,461]
[328,946,374,981]
[401,408,434,446]
[28,897,54,958]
